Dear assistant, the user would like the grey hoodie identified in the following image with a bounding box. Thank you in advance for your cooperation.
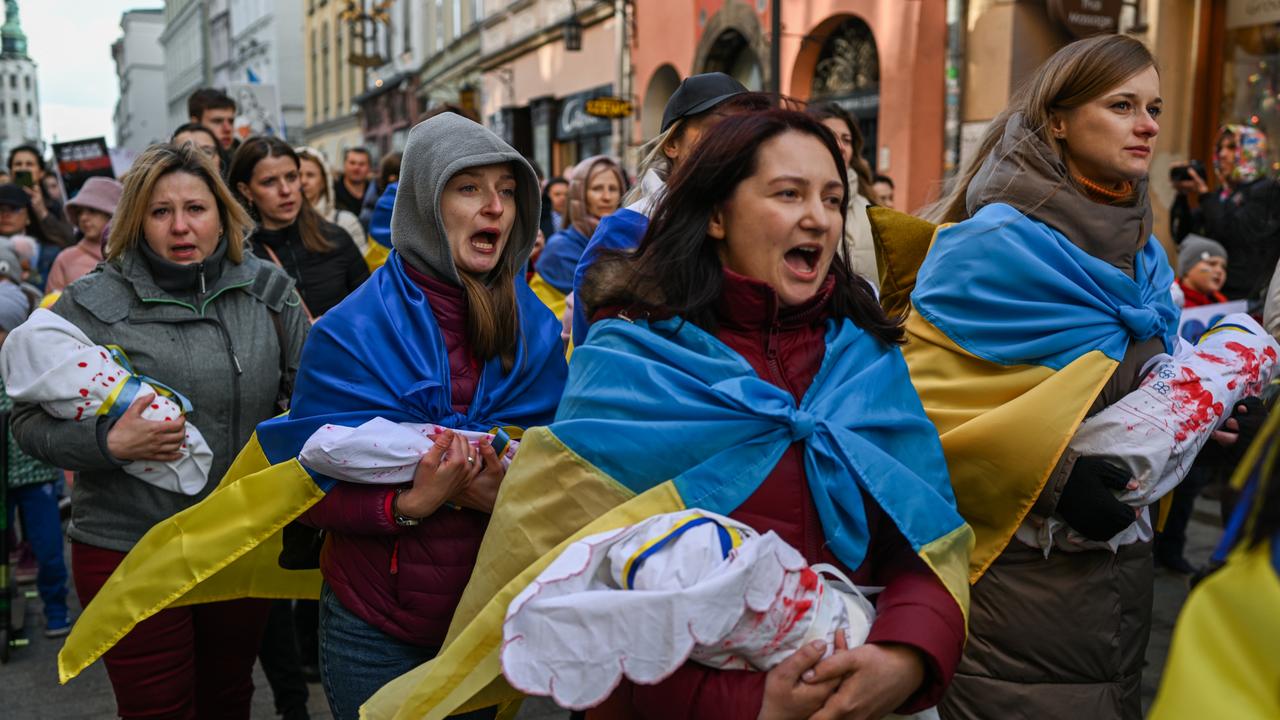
[391,113,541,284]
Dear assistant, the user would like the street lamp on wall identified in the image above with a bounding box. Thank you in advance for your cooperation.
[564,1,583,52]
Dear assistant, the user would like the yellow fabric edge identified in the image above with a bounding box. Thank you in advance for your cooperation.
[364,240,390,273]
[528,272,566,319]
[57,439,325,683]
[903,311,1117,582]
[918,523,975,624]
[1148,539,1280,719]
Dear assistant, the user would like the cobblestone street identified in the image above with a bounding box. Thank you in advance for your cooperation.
[3,502,1221,719]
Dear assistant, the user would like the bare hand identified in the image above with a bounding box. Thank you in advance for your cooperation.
[805,632,926,720]
[394,430,483,519]
[105,393,187,462]
[450,436,506,513]
[757,640,840,720]
[24,185,47,220]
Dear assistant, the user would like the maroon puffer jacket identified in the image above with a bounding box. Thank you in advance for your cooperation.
[301,269,488,647]
[591,270,965,719]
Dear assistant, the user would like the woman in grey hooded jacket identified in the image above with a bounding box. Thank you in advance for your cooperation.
[11,143,309,719]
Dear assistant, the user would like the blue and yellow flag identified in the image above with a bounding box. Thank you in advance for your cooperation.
[360,314,973,719]
[1149,407,1280,719]
[58,250,567,683]
[363,182,396,273]
[898,202,1178,580]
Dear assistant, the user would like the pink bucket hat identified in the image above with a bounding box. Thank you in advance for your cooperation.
[66,176,124,226]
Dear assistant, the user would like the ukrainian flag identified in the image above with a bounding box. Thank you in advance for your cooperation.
[1149,406,1280,719]
[871,203,1179,580]
[57,250,567,683]
[360,311,972,719]
[363,182,396,273]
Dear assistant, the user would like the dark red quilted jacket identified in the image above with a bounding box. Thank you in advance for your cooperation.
[301,268,488,647]
[591,270,965,718]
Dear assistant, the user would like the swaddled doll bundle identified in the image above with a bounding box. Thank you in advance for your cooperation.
[0,308,213,495]
[500,510,937,719]
[298,417,519,484]
[1023,313,1280,552]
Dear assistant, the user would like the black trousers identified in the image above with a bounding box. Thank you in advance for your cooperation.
[259,600,311,720]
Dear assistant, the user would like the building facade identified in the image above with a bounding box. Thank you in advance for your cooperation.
[113,9,168,155]
[353,0,437,158]
[0,0,39,160]
[160,0,209,132]
[229,0,306,143]
[629,0,946,211]
[480,0,622,177]
[208,0,234,89]
[303,0,365,165]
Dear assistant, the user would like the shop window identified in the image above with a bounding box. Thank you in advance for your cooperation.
[703,31,763,91]
[1220,19,1280,175]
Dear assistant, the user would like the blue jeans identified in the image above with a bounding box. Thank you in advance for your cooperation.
[7,482,68,623]
[318,583,493,720]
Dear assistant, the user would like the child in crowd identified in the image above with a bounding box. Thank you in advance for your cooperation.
[0,265,71,638]
[45,177,123,293]
[1176,234,1228,308]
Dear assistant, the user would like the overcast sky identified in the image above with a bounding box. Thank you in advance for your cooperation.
[25,1,159,146]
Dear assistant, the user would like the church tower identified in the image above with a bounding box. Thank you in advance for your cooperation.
[0,0,40,159]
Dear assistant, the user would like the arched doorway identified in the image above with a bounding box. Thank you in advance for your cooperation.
[703,30,763,91]
[809,16,880,171]
[641,64,682,139]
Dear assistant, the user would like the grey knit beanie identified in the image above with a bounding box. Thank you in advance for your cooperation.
[0,280,31,332]
[1178,234,1227,276]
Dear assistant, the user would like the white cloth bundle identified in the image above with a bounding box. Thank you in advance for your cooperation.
[0,308,213,495]
[501,510,935,718]
[1019,313,1280,552]
[298,417,519,484]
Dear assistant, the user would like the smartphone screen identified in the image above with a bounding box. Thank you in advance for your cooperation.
[14,170,33,188]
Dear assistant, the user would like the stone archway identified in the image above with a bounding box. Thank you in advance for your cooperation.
[790,13,881,171]
[692,1,769,90]
[641,64,682,139]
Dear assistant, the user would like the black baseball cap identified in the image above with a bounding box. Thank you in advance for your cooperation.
[660,72,749,133]
[0,184,30,209]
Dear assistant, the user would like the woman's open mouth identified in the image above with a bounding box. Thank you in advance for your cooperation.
[470,229,499,254]
[170,242,198,259]
[783,244,821,281]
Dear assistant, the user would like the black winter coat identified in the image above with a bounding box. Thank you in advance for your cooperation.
[250,217,370,316]
[1171,178,1280,301]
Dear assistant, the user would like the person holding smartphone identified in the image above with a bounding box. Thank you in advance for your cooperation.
[7,145,74,289]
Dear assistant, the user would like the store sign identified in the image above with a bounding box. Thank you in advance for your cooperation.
[1227,0,1280,29]
[585,97,634,119]
[1047,0,1123,37]
[557,85,614,140]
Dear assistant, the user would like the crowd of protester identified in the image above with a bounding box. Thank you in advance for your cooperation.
[3,34,1280,720]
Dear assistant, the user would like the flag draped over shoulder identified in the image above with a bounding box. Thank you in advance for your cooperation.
[1149,408,1280,719]
[57,251,566,683]
[361,314,972,720]
[898,202,1178,580]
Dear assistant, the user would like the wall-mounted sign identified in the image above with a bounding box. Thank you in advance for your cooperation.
[1227,0,1280,30]
[585,97,634,119]
[1047,0,1123,38]
[557,85,614,140]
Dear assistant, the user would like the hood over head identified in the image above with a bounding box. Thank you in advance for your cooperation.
[391,113,541,284]
[966,112,1152,275]
[566,155,625,239]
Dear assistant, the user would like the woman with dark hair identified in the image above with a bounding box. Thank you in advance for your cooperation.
[481,108,966,719]
[807,102,879,288]
[229,137,369,318]
[172,122,226,177]
[570,78,773,346]
[539,176,568,240]
[7,145,75,285]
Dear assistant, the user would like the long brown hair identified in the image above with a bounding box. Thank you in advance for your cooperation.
[924,34,1157,222]
[107,143,252,263]
[228,136,333,253]
[591,109,902,344]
